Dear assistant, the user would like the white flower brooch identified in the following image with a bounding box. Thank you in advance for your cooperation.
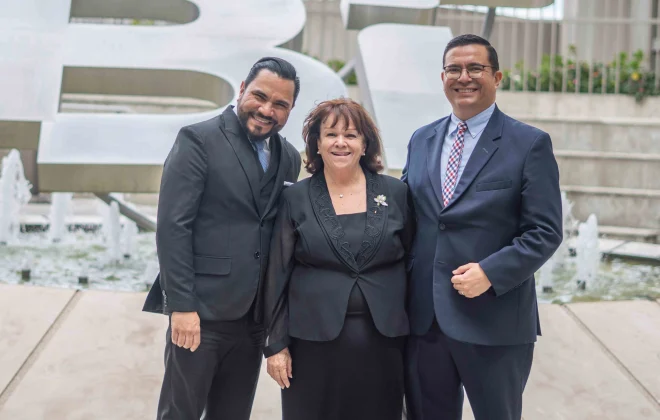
[374,195,388,207]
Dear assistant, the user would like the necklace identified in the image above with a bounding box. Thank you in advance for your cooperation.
[326,170,363,201]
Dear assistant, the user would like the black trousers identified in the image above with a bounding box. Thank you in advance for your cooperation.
[405,321,534,420]
[156,315,265,420]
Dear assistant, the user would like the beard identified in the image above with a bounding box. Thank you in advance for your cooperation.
[236,106,281,142]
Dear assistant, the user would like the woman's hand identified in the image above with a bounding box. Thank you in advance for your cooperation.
[267,347,293,389]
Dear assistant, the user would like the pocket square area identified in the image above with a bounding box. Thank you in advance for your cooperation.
[475,180,513,192]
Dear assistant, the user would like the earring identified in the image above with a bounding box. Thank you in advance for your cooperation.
[317,151,321,154]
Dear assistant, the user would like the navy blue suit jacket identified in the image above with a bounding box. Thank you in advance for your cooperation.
[402,105,563,346]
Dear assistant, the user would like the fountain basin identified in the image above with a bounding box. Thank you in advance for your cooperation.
[0,231,157,292]
[538,257,660,304]
[1,231,658,303]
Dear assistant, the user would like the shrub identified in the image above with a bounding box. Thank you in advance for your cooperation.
[500,45,659,103]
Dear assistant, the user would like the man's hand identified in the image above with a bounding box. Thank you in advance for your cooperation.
[171,311,201,352]
[451,263,491,298]
[267,347,292,389]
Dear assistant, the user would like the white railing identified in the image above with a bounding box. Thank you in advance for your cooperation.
[302,0,660,99]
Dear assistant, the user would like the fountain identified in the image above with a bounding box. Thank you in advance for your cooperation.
[101,201,123,263]
[0,150,656,300]
[142,260,161,289]
[0,181,158,291]
[557,191,578,266]
[575,214,601,290]
[20,254,33,281]
[532,195,651,303]
[48,192,73,243]
[122,220,139,259]
[539,191,578,293]
[98,198,142,262]
[538,255,556,293]
[0,150,32,245]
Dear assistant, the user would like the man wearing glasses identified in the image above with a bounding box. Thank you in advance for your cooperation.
[402,34,562,420]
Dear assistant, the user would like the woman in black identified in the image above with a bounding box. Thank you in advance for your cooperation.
[263,98,414,420]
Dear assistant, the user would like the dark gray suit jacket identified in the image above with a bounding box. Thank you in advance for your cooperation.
[143,107,301,322]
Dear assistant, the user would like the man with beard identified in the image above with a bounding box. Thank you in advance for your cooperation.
[143,57,302,420]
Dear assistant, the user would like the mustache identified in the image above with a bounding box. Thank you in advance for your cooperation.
[252,112,274,123]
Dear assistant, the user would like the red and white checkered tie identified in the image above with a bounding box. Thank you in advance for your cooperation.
[442,121,468,207]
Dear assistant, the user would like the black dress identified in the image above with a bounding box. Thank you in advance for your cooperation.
[281,212,405,420]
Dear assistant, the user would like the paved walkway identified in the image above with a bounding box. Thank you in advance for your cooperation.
[0,284,659,419]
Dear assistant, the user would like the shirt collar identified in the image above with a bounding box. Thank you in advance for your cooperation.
[450,103,496,138]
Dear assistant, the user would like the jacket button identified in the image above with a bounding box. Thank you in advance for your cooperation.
[260,221,265,227]
[351,272,358,279]
[439,223,446,230]
[254,251,260,259]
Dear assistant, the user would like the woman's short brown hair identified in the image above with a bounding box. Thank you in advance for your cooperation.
[302,98,384,174]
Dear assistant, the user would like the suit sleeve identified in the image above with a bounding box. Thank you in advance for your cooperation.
[263,196,296,357]
[156,126,207,312]
[479,132,563,296]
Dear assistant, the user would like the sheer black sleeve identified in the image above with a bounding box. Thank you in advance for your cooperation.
[401,184,416,256]
[263,196,297,357]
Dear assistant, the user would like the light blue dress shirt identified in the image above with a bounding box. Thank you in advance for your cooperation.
[440,103,496,188]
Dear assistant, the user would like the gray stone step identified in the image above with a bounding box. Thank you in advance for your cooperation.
[517,116,660,154]
[605,241,660,263]
[568,226,660,244]
[555,150,660,190]
[497,91,660,120]
[595,225,660,243]
[563,185,660,230]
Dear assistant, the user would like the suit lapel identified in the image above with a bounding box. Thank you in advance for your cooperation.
[220,107,261,214]
[427,118,450,210]
[442,107,504,211]
[309,173,359,272]
[262,135,291,217]
[355,171,388,268]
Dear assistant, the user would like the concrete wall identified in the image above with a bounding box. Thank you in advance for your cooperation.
[495,91,660,119]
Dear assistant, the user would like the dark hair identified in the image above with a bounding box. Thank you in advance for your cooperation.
[244,57,301,104]
[442,34,500,72]
[303,98,384,174]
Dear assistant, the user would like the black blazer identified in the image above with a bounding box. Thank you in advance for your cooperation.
[263,170,414,357]
[143,107,301,322]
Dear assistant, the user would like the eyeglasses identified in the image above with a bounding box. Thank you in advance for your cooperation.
[443,64,494,80]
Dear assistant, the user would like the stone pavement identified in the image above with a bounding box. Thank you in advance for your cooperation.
[0,284,659,419]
